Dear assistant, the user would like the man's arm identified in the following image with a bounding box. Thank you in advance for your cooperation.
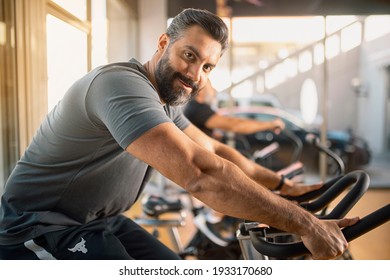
[183,123,320,196]
[126,122,357,259]
[205,113,285,134]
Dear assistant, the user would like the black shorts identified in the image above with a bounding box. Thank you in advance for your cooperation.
[0,215,181,260]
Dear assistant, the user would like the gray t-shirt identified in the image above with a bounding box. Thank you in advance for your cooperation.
[0,59,190,245]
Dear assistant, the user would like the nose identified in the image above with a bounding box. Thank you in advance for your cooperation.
[186,64,203,83]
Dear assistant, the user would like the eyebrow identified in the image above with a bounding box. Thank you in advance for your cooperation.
[185,45,217,68]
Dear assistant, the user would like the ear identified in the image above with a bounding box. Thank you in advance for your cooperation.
[157,33,169,52]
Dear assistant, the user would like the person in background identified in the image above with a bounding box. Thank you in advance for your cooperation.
[0,8,357,260]
[183,79,285,138]
[183,79,286,226]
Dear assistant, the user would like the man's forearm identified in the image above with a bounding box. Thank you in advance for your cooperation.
[187,156,315,236]
[213,140,282,189]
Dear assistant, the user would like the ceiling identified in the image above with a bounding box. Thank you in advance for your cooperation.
[168,0,390,18]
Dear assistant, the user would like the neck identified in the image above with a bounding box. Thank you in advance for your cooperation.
[143,53,165,104]
[143,53,159,91]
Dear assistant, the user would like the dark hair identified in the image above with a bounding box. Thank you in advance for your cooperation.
[166,8,229,53]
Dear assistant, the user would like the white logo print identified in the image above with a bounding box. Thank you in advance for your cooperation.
[68,237,88,254]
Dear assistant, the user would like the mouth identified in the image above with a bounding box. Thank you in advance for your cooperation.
[178,78,192,89]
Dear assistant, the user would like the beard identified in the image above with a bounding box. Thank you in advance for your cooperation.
[155,51,200,106]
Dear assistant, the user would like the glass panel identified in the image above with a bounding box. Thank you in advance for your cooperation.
[232,16,323,43]
[284,57,298,78]
[364,15,390,42]
[298,50,312,73]
[265,68,276,89]
[256,75,264,93]
[46,15,88,111]
[273,63,287,85]
[341,22,362,52]
[313,43,324,65]
[0,0,18,192]
[0,21,5,45]
[326,16,357,35]
[300,79,318,124]
[231,80,252,99]
[50,0,87,21]
[325,34,340,59]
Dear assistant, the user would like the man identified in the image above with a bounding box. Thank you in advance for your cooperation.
[0,8,357,260]
[183,79,285,137]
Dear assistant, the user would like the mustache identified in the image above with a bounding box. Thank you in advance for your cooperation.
[175,72,199,92]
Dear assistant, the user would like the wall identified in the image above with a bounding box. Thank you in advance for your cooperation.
[359,33,390,154]
[267,33,390,155]
[107,0,138,63]
[138,0,167,63]
[271,47,360,132]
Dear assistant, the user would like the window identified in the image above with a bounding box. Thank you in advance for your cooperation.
[46,0,113,111]
[313,43,324,65]
[46,15,88,111]
[0,0,135,189]
[364,15,390,42]
[341,22,362,52]
[325,34,340,59]
[50,0,87,21]
[298,50,312,73]
[0,0,18,190]
[46,0,91,111]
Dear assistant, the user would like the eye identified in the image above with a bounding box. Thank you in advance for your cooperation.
[203,64,214,73]
[184,51,195,60]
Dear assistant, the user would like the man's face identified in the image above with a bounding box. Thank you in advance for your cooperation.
[155,48,196,106]
[155,25,222,106]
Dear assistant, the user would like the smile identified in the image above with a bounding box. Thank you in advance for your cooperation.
[178,78,192,89]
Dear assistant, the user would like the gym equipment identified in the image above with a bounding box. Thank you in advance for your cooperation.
[239,204,390,259]
[135,133,355,260]
[237,170,389,260]
[134,194,188,253]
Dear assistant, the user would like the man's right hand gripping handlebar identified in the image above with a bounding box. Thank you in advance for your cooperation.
[300,216,359,260]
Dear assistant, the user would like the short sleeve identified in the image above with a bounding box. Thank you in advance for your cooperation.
[86,67,173,149]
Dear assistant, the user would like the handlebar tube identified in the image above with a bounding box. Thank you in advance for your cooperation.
[301,170,370,219]
[248,204,390,258]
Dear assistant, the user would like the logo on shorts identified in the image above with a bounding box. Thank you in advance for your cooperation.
[68,237,88,254]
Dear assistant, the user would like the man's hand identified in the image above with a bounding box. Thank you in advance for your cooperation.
[278,177,323,197]
[301,217,360,259]
[271,118,285,134]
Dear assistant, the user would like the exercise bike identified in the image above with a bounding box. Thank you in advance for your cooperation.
[135,131,347,259]
[237,170,390,260]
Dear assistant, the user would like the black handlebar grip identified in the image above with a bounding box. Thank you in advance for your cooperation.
[283,171,369,217]
[249,204,390,258]
[302,170,369,219]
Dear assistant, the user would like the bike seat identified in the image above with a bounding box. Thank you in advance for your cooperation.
[142,195,184,217]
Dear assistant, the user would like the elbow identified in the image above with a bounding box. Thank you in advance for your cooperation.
[182,156,226,196]
[185,178,203,195]
[183,165,208,196]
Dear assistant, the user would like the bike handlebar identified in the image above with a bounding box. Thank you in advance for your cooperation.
[282,175,343,203]
[305,133,345,175]
[301,170,370,219]
[282,129,303,164]
[248,204,390,258]
[283,170,369,213]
